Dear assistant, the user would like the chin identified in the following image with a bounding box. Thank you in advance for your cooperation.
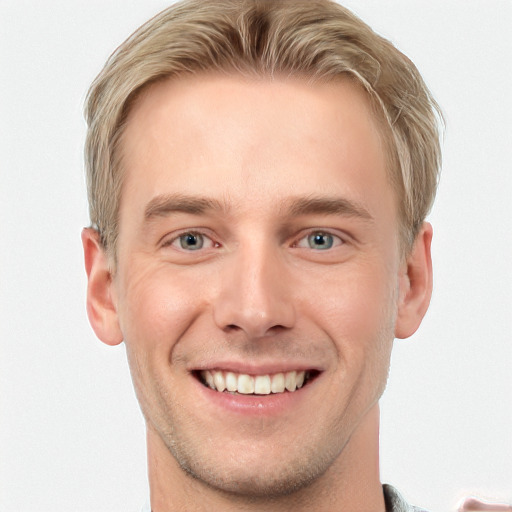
[182,458,323,499]
[168,434,336,500]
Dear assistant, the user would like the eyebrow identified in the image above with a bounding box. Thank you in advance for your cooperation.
[144,193,229,220]
[285,195,374,222]
[143,193,373,222]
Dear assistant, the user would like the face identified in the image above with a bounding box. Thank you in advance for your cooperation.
[105,75,406,496]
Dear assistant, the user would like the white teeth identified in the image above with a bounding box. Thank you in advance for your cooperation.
[237,374,254,394]
[254,375,271,395]
[285,371,297,392]
[204,370,215,389]
[225,372,238,392]
[213,371,226,392]
[296,371,305,389]
[271,373,285,393]
[200,370,308,395]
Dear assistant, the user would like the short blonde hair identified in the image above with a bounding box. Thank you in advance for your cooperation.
[85,0,442,258]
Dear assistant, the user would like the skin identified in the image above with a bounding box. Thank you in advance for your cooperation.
[82,75,434,511]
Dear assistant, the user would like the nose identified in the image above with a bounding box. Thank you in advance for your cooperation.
[213,242,296,338]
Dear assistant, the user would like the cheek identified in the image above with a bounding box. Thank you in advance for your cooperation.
[116,263,210,352]
[115,264,212,422]
[301,261,398,361]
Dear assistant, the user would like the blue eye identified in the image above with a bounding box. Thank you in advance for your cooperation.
[178,232,204,250]
[162,230,217,254]
[295,231,343,251]
[307,232,334,250]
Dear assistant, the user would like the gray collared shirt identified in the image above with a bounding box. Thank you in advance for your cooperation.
[384,484,430,512]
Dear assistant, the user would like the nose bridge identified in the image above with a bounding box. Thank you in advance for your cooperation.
[213,237,295,337]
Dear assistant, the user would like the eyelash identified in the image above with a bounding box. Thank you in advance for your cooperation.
[161,229,345,252]
[293,231,344,251]
[161,230,218,251]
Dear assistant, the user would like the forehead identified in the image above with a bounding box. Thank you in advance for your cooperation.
[118,73,394,227]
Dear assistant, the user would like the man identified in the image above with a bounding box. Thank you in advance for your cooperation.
[81,1,441,510]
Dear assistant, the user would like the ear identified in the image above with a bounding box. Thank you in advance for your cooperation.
[81,228,123,346]
[395,222,433,339]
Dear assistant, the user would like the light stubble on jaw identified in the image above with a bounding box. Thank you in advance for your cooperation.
[161,419,342,505]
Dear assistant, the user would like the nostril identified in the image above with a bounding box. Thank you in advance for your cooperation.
[223,324,243,334]
[267,325,289,335]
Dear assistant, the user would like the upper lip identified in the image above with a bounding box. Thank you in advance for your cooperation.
[190,361,324,375]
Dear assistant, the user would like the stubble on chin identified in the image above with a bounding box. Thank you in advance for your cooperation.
[160,424,342,502]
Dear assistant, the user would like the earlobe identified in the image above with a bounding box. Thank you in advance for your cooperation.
[81,228,123,346]
[394,222,433,339]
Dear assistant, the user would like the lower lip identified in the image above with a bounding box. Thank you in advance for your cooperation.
[192,374,318,416]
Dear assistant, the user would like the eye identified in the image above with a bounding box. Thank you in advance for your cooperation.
[164,231,216,251]
[296,231,343,250]
[179,232,204,250]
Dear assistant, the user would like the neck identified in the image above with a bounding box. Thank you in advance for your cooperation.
[147,404,385,512]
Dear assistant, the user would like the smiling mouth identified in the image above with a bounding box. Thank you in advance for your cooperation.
[196,369,319,395]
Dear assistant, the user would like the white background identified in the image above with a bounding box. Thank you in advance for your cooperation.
[1,1,511,511]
